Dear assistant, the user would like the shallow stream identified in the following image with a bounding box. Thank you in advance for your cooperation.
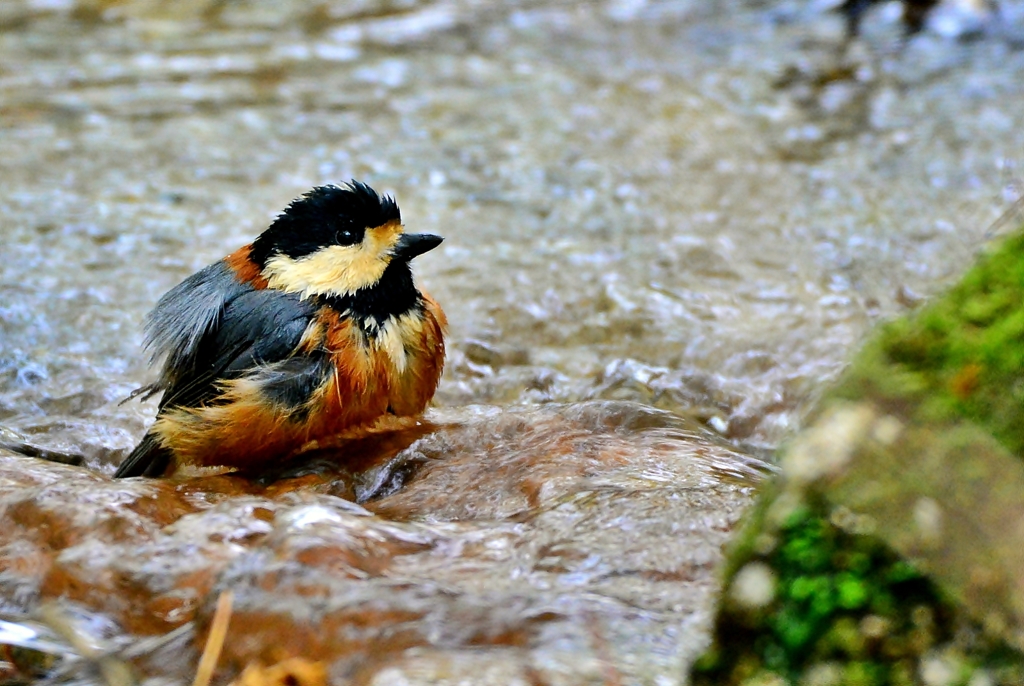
[2,0,1024,683]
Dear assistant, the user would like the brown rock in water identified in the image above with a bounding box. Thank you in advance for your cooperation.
[0,402,766,684]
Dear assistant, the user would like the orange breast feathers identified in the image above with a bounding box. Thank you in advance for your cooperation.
[320,296,447,423]
[150,296,446,471]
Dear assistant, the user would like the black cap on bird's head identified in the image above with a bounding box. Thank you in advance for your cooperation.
[250,181,443,299]
[251,181,399,265]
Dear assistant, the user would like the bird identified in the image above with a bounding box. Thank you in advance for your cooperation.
[113,181,447,478]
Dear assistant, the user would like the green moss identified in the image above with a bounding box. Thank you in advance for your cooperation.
[692,492,1024,685]
[693,229,1024,684]
[831,231,1024,457]
[843,660,886,686]
[835,574,869,610]
[692,502,949,685]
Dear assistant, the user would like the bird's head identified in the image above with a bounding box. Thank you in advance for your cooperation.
[250,181,442,299]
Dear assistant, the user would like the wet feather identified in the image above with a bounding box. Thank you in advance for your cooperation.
[116,181,446,478]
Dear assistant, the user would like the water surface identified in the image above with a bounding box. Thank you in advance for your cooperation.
[1,0,1023,682]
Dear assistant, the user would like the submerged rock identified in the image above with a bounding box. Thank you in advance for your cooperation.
[0,401,765,684]
[691,229,1024,684]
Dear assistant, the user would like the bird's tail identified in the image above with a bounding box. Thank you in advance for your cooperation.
[113,433,172,478]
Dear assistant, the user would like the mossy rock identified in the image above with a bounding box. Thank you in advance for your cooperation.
[830,230,1024,454]
[691,230,1024,685]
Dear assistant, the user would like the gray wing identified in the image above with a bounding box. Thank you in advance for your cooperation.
[155,286,322,411]
[116,280,328,479]
[142,260,253,396]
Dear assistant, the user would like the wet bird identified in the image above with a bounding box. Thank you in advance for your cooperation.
[114,181,446,478]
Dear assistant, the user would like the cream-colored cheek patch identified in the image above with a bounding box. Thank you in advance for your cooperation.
[261,220,405,299]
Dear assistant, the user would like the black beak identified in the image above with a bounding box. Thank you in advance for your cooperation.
[394,233,443,261]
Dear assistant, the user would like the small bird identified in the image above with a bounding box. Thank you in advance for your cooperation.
[114,181,446,478]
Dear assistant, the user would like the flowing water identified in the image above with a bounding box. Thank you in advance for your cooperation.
[1,0,1024,683]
